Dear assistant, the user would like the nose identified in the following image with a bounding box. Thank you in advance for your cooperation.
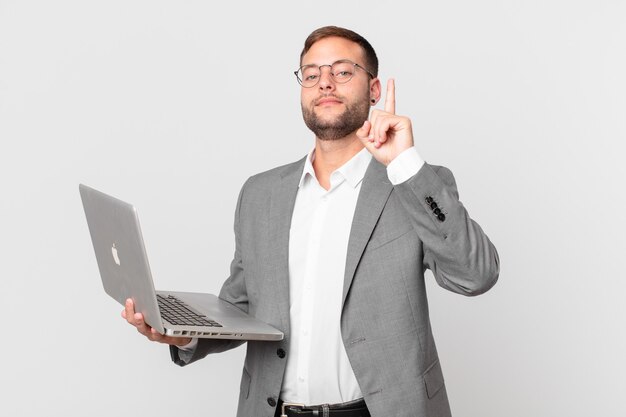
[317,65,335,92]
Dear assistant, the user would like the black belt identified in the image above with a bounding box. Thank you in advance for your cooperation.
[276,398,370,417]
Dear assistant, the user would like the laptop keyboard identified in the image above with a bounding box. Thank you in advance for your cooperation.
[157,294,222,327]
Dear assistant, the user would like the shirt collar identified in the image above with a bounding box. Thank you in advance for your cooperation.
[298,147,372,189]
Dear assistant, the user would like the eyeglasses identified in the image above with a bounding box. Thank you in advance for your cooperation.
[294,59,374,88]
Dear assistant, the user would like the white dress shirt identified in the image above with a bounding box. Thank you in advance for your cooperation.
[280,146,424,405]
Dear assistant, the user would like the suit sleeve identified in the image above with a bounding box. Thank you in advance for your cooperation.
[170,180,250,366]
[393,163,500,296]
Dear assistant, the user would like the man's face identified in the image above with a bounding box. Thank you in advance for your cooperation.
[300,37,375,141]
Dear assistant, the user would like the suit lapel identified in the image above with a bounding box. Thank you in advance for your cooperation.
[267,157,306,337]
[342,159,393,306]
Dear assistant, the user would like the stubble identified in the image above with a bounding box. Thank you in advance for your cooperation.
[301,90,370,141]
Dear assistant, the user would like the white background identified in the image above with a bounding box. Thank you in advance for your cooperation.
[1,1,624,416]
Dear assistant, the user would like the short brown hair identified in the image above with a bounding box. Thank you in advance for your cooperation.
[299,26,379,77]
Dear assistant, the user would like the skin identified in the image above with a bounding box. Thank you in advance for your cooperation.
[122,298,191,346]
[299,36,415,189]
[122,35,417,345]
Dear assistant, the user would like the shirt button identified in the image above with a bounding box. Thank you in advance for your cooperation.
[276,348,286,358]
[267,397,277,407]
[298,376,305,382]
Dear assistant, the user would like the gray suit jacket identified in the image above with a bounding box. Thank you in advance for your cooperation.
[171,157,499,417]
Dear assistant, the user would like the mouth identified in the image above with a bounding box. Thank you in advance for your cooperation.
[315,96,343,106]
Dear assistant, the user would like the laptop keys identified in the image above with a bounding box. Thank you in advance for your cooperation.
[157,294,223,327]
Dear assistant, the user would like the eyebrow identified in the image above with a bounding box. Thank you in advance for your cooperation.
[300,59,355,67]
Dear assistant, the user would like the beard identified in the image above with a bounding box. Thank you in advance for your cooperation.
[301,91,370,141]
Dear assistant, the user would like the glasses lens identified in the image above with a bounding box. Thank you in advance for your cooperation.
[300,66,320,87]
[331,61,355,83]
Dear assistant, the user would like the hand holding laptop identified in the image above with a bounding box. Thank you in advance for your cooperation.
[121,298,193,346]
[80,184,283,342]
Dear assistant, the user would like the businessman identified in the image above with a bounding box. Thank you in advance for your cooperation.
[123,25,499,417]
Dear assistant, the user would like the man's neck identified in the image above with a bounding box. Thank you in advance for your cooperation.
[312,134,365,190]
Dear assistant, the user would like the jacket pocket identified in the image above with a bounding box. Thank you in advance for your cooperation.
[366,226,414,252]
[423,359,445,399]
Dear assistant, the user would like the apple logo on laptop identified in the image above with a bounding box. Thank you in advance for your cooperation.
[111,243,121,266]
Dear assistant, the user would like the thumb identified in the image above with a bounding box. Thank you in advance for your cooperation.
[356,120,371,143]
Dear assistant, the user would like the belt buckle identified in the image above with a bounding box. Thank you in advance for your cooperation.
[280,402,305,417]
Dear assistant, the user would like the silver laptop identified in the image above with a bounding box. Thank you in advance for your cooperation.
[79,183,283,341]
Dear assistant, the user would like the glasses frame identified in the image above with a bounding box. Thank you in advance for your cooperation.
[294,59,375,88]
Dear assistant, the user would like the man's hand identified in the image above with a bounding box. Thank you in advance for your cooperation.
[122,298,192,347]
[357,79,414,166]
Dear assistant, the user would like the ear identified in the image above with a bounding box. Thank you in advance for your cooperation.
[369,77,382,106]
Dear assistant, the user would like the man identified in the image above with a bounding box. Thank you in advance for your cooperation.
[123,25,499,417]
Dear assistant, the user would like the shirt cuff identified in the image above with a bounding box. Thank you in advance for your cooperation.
[386,146,425,185]
[178,337,198,352]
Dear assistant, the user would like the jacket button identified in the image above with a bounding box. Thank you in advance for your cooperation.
[433,208,441,215]
[425,196,433,204]
[430,201,438,210]
[267,397,277,407]
[438,213,446,222]
[277,348,286,358]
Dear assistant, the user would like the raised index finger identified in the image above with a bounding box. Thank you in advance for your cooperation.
[385,78,396,114]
